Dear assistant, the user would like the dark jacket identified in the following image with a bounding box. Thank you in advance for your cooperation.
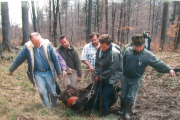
[9,39,61,86]
[56,45,82,77]
[123,46,171,78]
[95,43,123,85]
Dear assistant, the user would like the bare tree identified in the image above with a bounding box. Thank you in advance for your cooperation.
[1,2,13,50]
[160,1,169,51]
[31,1,37,32]
[111,0,116,42]
[49,0,52,40]
[105,0,108,33]
[21,1,29,45]
[87,0,92,43]
[52,0,59,47]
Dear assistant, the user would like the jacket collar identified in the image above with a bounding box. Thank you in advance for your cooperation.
[59,44,74,50]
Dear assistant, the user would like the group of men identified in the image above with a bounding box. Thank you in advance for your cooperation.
[9,31,175,119]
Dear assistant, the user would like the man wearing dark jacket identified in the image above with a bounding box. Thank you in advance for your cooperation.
[56,35,82,88]
[120,34,175,119]
[9,32,61,109]
[94,34,123,116]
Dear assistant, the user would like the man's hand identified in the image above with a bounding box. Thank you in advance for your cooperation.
[169,69,175,77]
[68,68,74,74]
[9,71,13,75]
[57,75,61,79]
[77,77,82,82]
[145,67,148,71]
[62,70,67,76]
[89,65,95,72]
[95,76,98,82]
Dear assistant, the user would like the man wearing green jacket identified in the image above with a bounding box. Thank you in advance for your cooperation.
[120,34,175,119]
[94,34,123,116]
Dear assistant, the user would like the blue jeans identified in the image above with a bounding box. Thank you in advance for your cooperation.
[120,75,142,103]
[95,81,113,116]
[34,70,57,109]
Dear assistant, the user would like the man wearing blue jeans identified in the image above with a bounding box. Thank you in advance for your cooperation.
[9,32,61,109]
[120,34,175,119]
[94,34,123,116]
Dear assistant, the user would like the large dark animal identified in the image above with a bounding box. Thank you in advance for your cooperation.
[57,83,121,113]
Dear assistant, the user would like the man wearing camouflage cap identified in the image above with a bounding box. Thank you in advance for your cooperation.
[119,34,175,119]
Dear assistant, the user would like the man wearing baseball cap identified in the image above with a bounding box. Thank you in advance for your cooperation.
[119,34,175,119]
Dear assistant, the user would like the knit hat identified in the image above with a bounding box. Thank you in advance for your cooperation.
[67,96,78,108]
[132,34,145,46]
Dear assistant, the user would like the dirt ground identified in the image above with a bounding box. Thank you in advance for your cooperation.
[107,53,180,120]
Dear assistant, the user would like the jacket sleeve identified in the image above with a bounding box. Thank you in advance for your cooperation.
[148,54,171,73]
[55,51,67,71]
[49,45,62,75]
[73,49,82,77]
[9,46,27,72]
[99,52,123,80]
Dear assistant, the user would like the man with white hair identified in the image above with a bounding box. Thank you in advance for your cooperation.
[9,32,61,109]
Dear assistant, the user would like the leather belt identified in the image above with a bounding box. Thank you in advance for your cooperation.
[37,69,50,72]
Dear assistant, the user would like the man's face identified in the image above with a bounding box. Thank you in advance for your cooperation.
[60,38,69,49]
[91,35,99,47]
[146,32,150,36]
[100,43,110,52]
[134,45,144,53]
[31,36,41,48]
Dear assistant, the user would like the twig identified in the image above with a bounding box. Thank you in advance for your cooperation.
[0,86,17,90]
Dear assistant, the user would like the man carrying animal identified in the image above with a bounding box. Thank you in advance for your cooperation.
[120,34,175,119]
[9,32,61,109]
[81,32,100,87]
[94,34,123,116]
[56,35,82,88]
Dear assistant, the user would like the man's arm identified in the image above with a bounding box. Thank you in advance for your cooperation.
[74,49,82,81]
[49,45,62,76]
[9,46,27,74]
[82,60,94,71]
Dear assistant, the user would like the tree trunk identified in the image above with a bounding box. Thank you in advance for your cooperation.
[65,0,68,35]
[87,0,92,43]
[99,0,103,35]
[151,0,155,38]
[117,2,123,47]
[148,0,152,30]
[31,1,37,32]
[96,0,100,33]
[111,0,116,42]
[59,8,62,35]
[49,0,52,40]
[105,0,108,33]
[1,2,13,50]
[174,1,180,50]
[21,1,29,45]
[160,1,169,51]
[52,0,59,47]
[126,0,131,43]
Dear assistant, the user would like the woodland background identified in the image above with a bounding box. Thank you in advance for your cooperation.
[0,0,180,54]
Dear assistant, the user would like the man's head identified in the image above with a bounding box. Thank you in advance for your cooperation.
[99,34,112,52]
[89,32,99,47]
[59,35,69,50]
[29,32,41,48]
[132,34,145,53]
[146,31,150,36]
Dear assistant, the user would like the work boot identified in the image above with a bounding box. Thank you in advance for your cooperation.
[124,101,133,119]
[118,100,125,114]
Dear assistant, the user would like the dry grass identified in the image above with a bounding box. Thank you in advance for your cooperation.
[0,49,180,120]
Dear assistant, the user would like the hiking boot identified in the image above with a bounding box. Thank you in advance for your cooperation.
[124,101,133,119]
[118,100,125,114]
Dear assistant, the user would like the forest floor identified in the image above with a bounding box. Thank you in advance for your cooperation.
[0,50,180,120]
